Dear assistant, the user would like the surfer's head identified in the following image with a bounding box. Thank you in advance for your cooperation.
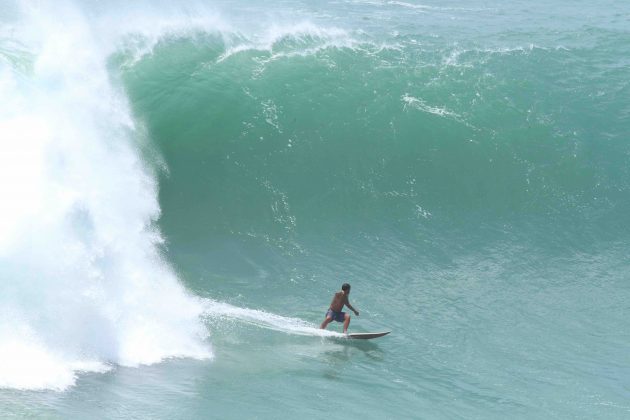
[342,283,351,294]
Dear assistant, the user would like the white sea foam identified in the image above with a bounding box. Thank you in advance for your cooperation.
[401,94,461,118]
[401,93,480,130]
[386,1,431,11]
[202,300,342,338]
[387,0,497,12]
[216,21,358,63]
[0,2,212,391]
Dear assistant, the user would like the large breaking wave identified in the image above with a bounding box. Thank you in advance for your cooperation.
[0,2,216,390]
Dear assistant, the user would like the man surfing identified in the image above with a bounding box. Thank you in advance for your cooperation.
[320,283,359,334]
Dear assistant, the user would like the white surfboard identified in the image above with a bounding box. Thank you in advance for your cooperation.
[347,331,390,339]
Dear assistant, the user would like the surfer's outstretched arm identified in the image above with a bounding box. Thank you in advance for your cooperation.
[344,296,359,316]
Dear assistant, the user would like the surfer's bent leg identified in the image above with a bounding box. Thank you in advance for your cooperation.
[320,315,333,329]
[343,313,351,333]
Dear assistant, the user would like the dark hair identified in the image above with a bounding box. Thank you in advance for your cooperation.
[342,283,351,292]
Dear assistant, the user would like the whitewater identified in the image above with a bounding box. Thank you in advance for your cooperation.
[2,0,630,418]
[0,2,353,393]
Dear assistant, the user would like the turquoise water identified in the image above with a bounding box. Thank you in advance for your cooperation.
[1,0,630,418]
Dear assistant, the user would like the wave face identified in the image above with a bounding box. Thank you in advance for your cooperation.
[118,4,630,260]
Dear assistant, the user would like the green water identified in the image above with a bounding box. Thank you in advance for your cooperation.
[1,0,630,418]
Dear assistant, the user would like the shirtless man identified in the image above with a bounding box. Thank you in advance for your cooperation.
[320,283,359,333]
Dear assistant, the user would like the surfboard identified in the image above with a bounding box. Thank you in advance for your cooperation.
[347,331,390,339]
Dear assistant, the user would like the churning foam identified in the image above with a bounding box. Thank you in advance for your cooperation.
[0,2,211,391]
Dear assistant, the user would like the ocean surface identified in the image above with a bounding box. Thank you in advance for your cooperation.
[1,0,629,418]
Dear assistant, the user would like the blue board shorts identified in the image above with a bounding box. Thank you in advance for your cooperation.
[326,309,346,322]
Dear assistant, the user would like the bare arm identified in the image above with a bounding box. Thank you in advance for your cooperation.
[344,296,359,315]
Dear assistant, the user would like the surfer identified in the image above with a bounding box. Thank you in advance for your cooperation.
[320,283,359,333]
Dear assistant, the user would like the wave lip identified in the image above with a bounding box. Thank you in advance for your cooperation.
[217,21,359,63]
